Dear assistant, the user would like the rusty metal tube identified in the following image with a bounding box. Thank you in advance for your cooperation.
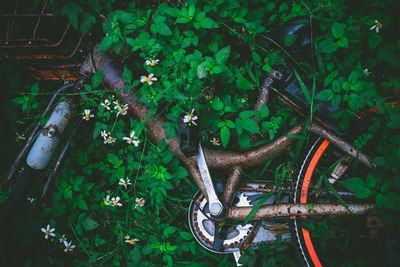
[222,167,242,205]
[309,123,375,169]
[227,203,374,220]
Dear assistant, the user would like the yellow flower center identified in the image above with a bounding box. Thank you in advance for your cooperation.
[108,138,112,142]
[145,77,152,82]
[213,140,217,145]
[129,240,136,245]
[150,62,156,67]
[190,114,194,118]
[113,201,118,205]
[66,246,70,251]
[18,136,22,140]
[85,114,90,119]
[45,231,50,235]
[376,21,382,28]
[104,201,109,205]
[121,108,126,113]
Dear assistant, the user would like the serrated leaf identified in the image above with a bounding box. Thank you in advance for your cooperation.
[156,22,172,35]
[197,62,207,79]
[317,89,334,101]
[260,105,269,119]
[239,110,255,119]
[211,99,224,110]
[236,76,253,90]
[179,232,193,240]
[216,46,230,64]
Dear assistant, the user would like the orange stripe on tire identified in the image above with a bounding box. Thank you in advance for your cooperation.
[300,139,330,267]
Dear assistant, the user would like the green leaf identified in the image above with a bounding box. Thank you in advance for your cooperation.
[317,89,333,101]
[200,17,219,29]
[366,174,376,189]
[77,199,89,210]
[197,62,207,79]
[293,69,311,105]
[262,63,272,72]
[238,133,250,149]
[265,2,276,12]
[340,177,372,199]
[80,15,95,36]
[369,33,382,49]
[216,46,230,64]
[331,94,341,106]
[239,110,255,119]
[236,76,253,90]
[179,232,193,240]
[383,193,400,211]
[123,66,133,84]
[12,97,25,104]
[82,216,99,231]
[142,244,153,255]
[319,39,338,54]
[243,193,273,225]
[260,105,269,119]
[91,70,103,89]
[337,37,349,48]
[332,22,344,38]
[101,35,113,51]
[251,51,262,65]
[283,34,297,47]
[220,126,230,148]
[241,118,259,134]
[156,22,172,35]
[211,99,224,110]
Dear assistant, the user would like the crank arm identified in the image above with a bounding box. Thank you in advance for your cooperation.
[196,144,224,216]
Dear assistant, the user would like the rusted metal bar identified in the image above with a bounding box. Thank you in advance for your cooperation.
[227,203,375,220]
[254,71,282,111]
[222,167,242,205]
[240,221,261,251]
[203,123,303,169]
[309,123,375,169]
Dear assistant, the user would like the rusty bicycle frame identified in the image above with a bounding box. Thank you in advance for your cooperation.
[77,45,375,222]
[2,0,377,259]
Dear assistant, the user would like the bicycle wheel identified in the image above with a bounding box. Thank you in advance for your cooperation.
[291,137,383,266]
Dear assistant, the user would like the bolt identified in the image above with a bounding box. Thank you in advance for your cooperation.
[28,41,32,45]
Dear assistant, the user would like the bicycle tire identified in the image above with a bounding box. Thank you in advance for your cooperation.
[0,166,36,225]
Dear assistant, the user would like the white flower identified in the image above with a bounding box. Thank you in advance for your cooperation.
[113,100,121,109]
[26,196,35,203]
[101,99,111,110]
[103,195,112,206]
[145,59,159,67]
[210,137,220,146]
[370,20,382,33]
[140,73,157,85]
[41,224,56,240]
[241,98,248,103]
[63,240,76,252]
[111,196,122,207]
[16,132,25,141]
[135,197,145,208]
[118,178,132,189]
[104,136,116,144]
[122,131,140,147]
[116,104,129,117]
[363,68,371,76]
[100,130,108,139]
[125,237,140,245]
[59,234,67,243]
[82,109,94,121]
[183,108,198,126]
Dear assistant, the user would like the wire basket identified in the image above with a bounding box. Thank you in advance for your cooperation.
[0,0,83,81]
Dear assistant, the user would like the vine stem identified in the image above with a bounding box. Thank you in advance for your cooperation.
[68,216,90,257]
